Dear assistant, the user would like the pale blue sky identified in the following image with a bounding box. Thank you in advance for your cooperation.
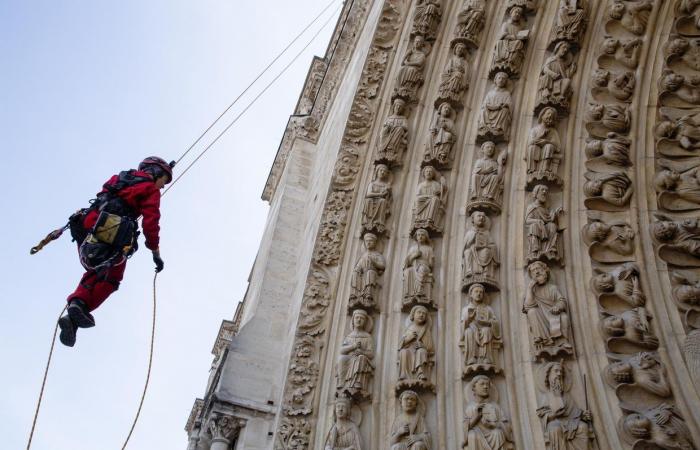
[0,1,340,448]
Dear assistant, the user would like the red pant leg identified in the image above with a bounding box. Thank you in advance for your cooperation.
[67,261,127,312]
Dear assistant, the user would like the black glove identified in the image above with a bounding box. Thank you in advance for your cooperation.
[152,250,164,273]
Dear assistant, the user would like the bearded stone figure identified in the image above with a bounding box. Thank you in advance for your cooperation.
[463,211,499,290]
[537,362,593,450]
[490,6,529,77]
[395,35,428,101]
[412,166,447,234]
[523,261,574,358]
[461,284,502,377]
[397,305,435,392]
[456,0,486,46]
[349,233,386,312]
[336,309,375,399]
[362,164,392,235]
[463,375,514,450]
[551,0,587,44]
[468,141,507,213]
[390,390,432,450]
[437,43,469,106]
[478,72,512,142]
[324,397,363,450]
[424,103,456,167]
[377,99,409,167]
[525,185,565,264]
[527,107,563,186]
[536,42,577,113]
[403,228,436,310]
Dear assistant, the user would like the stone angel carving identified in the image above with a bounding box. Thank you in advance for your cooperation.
[467,141,507,214]
[336,309,375,399]
[437,43,469,107]
[376,99,409,167]
[525,185,565,265]
[478,72,512,142]
[523,261,574,359]
[397,306,435,392]
[490,6,529,78]
[362,164,392,235]
[456,0,487,47]
[412,166,447,234]
[582,218,635,263]
[325,397,363,450]
[599,37,643,70]
[583,170,633,211]
[550,0,587,46]
[463,375,514,450]
[423,102,457,168]
[527,107,563,187]
[461,284,503,377]
[608,0,653,36]
[403,229,436,310]
[655,159,700,212]
[394,35,428,102]
[390,390,432,450]
[621,403,693,450]
[462,211,500,290]
[536,42,577,114]
[652,215,700,267]
[349,233,386,312]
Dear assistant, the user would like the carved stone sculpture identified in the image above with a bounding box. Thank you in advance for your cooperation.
[208,413,244,449]
[324,397,363,450]
[462,211,500,290]
[652,216,700,267]
[537,362,594,450]
[397,306,435,392]
[591,69,635,101]
[437,43,469,107]
[536,42,577,113]
[666,38,700,72]
[684,328,700,390]
[621,404,693,450]
[376,99,409,167]
[671,272,700,307]
[582,218,635,263]
[349,233,386,312]
[284,336,319,415]
[478,72,512,142]
[550,0,587,45]
[412,166,447,234]
[527,107,563,187]
[599,37,642,69]
[467,141,507,214]
[608,0,653,36]
[395,35,428,102]
[524,261,574,359]
[490,6,529,77]
[463,375,514,450]
[660,70,700,107]
[403,229,436,310]
[424,103,456,167]
[656,112,700,157]
[456,0,487,47]
[461,284,502,377]
[583,171,633,211]
[337,309,375,399]
[412,0,442,41]
[655,165,700,211]
[585,103,631,137]
[390,390,432,450]
[525,185,565,264]
[591,262,646,310]
[602,307,659,351]
[362,164,392,235]
[605,352,671,398]
[584,132,631,169]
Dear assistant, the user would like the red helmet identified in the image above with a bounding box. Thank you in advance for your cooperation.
[139,156,175,183]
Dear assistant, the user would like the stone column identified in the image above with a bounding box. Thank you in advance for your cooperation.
[207,413,243,450]
[186,424,200,450]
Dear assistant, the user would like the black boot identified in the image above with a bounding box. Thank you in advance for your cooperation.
[58,315,77,347]
[67,299,95,328]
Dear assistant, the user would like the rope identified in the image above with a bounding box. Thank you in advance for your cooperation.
[26,306,66,450]
[120,272,158,449]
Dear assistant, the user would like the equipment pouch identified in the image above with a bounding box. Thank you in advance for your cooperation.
[92,211,137,250]
[68,209,90,244]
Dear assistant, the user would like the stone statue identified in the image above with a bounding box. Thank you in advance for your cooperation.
[671,272,700,307]
[602,307,659,350]
[609,0,653,36]
[362,164,392,235]
[397,306,435,392]
[412,166,447,234]
[456,0,487,47]
[336,309,375,399]
[424,102,456,167]
[324,397,363,450]
[599,37,642,69]
[621,404,693,450]
[527,107,563,186]
[437,43,469,106]
[605,352,671,398]
[585,103,631,136]
[478,72,512,142]
[536,362,593,450]
[653,216,700,267]
[583,171,633,210]
[536,42,577,113]
[461,284,502,377]
[524,261,574,358]
[655,166,700,211]
[656,112,700,155]
[376,99,409,167]
[551,0,587,45]
[462,211,500,290]
[463,375,514,450]
[525,185,565,264]
[490,6,529,77]
[395,35,428,101]
[468,141,507,214]
[591,69,635,101]
[349,233,385,312]
[584,132,631,168]
[284,337,319,415]
[390,390,432,450]
[582,219,635,263]
[403,229,436,310]
[660,70,700,106]
[412,0,442,41]
[591,262,646,309]
[666,38,700,72]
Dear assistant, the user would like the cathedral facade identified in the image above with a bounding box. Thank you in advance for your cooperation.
[185,1,700,449]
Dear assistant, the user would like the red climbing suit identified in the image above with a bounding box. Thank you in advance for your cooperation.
[67,170,161,312]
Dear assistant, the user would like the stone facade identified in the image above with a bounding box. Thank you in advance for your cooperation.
[187,1,700,449]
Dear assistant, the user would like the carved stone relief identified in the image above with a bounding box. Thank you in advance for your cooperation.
[324,397,363,450]
[583,170,633,211]
[477,72,513,143]
[620,403,694,450]
[525,185,565,265]
[411,166,447,235]
[535,41,577,114]
[423,102,457,168]
[284,335,321,416]
[394,34,430,103]
[490,6,530,78]
[376,98,410,167]
[607,0,653,36]
[601,307,659,353]
[390,390,432,449]
[314,191,353,266]
[550,0,588,47]
[652,215,700,267]
[467,141,507,214]
[526,107,564,188]
[463,375,514,449]
[412,0,442,41]
[585,103,631,138]
[591,262,646,313]
[598,37,643,70]
[604,352,671,403]
[436,43,470,108]
[337,310,375,400]
[462,211,500,291]
[349,233,386,312]
[582,217,636,263]
[403,229,436,311]
[584,132,632,171]
[397,305,435,393]
[461,284,502,377]
[456,0,487,48]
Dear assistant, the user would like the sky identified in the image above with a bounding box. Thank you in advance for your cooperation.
[0,1,341,448]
